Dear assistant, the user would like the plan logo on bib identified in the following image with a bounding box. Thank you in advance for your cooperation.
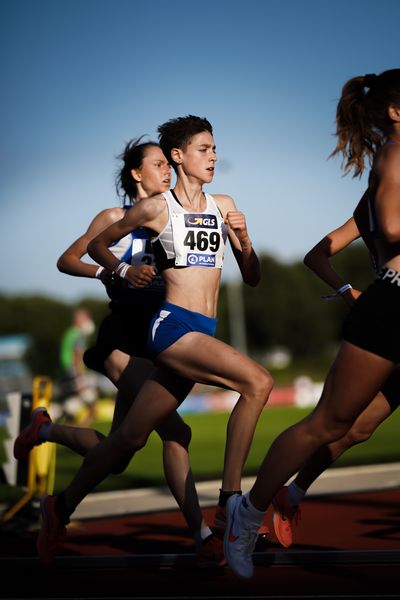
[187,254,216,267]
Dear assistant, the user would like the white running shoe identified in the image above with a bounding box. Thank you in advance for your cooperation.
[223,494,259,578]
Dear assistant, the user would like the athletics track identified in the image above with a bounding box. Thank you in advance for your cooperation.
[1,464,400,600]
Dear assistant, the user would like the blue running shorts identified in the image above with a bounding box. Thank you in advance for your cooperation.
[147,301,218,359]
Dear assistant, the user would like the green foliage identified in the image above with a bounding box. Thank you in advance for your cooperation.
[243,255,336,356]
[0,242,375,381]
[238,241,373,366]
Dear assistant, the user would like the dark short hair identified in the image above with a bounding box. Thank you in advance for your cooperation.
[158,115,213,170]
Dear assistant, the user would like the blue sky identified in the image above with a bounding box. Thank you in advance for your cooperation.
[1,0,398,301]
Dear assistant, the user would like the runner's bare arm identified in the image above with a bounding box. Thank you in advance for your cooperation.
[215,194,261,286]
[57,207,124,280]
[304,216,362,306]
[87,196,166,286]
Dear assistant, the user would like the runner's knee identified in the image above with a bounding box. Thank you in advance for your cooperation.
[308,413,353,446]
[113,428,148,455]
[104,430,142,473]
[157,420,192,450]
[246,367,274,408]
[341,424,373,447]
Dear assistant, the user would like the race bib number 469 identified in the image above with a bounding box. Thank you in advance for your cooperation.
[171,213,224,268]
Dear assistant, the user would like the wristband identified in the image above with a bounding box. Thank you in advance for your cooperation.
[95,266,104,279]
[115,262,130,279]
[114,262,124,273]
[322,283,352,302]
[337,283,353,295]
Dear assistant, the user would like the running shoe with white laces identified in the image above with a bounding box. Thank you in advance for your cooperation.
[13,406,52,460]
[272,486,301,548]
[213,504,270,541]
[223,494,259,578]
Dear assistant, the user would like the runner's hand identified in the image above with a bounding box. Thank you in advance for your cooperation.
[226,211,251,249]
[124,264,157,288]
[342,288,362,307]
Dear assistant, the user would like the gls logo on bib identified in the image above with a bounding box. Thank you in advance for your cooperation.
[184,214,217,229]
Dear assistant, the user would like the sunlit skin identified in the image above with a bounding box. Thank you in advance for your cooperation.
[247,98,400,513]
[58,145,171,286]
[89,131,259,315]
[55,144,209,537]
[86,125,271,497]
[35,123,271,564]
[131,145,172,199]
[292,215,399,494]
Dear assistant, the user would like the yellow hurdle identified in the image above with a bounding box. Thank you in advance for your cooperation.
[1,376,56,523]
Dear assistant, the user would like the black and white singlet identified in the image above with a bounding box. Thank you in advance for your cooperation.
[152,190,228,272]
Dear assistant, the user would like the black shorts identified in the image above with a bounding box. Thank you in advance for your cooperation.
[342,275,400,364]
[83,300,162,374]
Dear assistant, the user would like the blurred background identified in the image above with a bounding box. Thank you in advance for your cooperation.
[1,0,399,496]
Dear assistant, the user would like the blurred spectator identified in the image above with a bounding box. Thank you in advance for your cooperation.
[58,308,98,426]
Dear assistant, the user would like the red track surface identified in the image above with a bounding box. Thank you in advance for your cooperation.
[1,488,400,598]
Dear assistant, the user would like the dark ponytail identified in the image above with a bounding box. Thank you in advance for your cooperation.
[115,137,159,203]
[330,69,400,177]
